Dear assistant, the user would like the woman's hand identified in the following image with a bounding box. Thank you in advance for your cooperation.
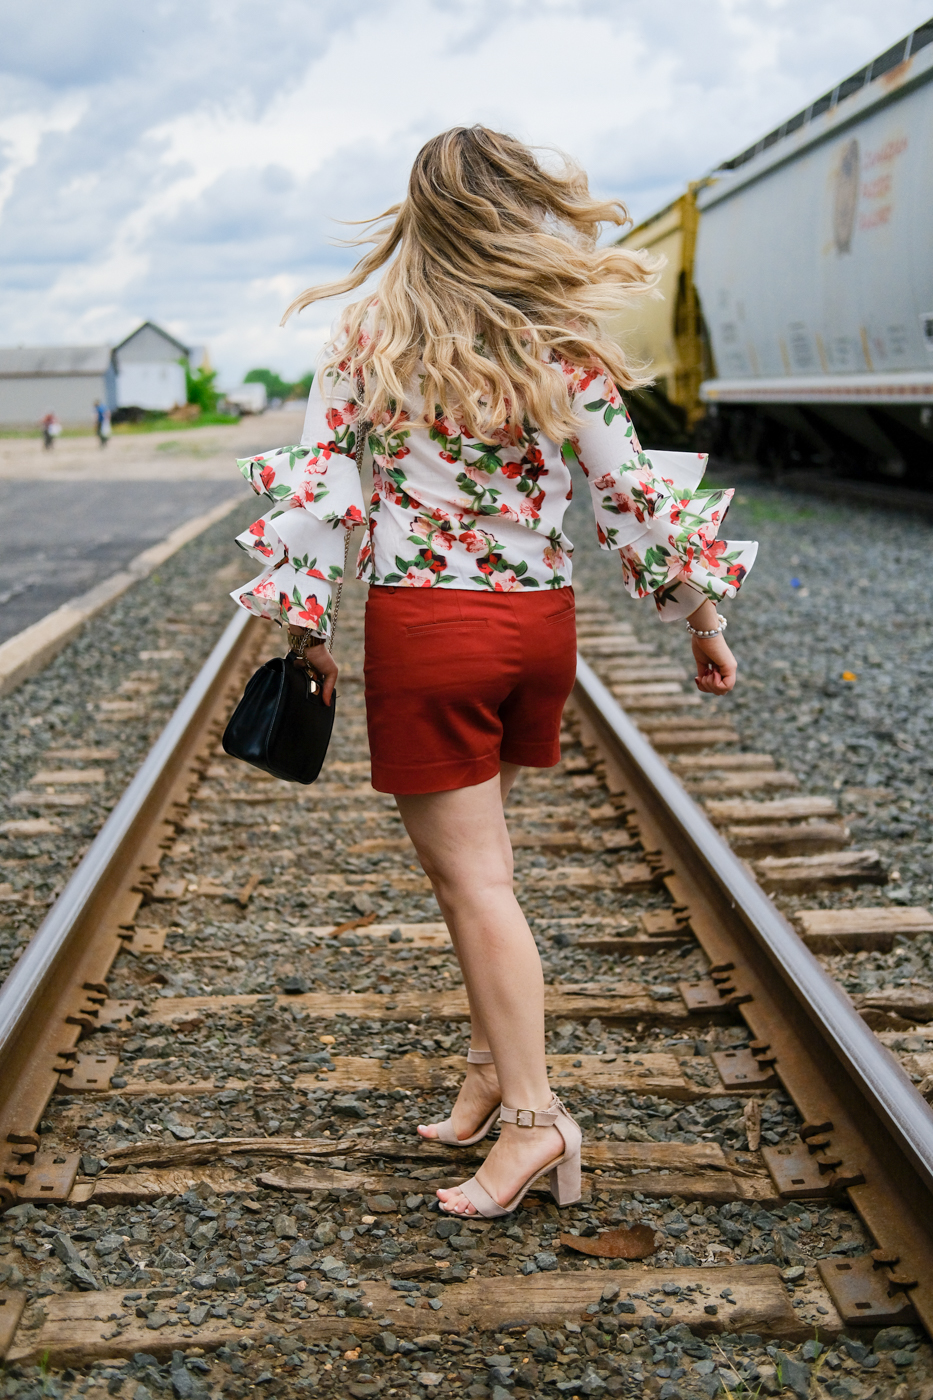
[288,629,338,707]
[686,602,738,695]
[691,633,737,694]
[301,643,338,707]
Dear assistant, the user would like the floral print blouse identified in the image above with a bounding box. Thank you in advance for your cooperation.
[230,350,757,637]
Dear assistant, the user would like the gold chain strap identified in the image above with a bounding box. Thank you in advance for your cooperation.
[326,372,367,653]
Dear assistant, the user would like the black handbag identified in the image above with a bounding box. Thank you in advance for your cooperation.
[221,653,336,784]
[222,384,366,784]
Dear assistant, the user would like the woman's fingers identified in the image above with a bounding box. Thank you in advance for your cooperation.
[692,636,737,694]
[320,663,338,707]
[301,643,338,707]
[696,667,734,695]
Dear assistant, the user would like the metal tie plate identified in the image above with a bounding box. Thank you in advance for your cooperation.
[817,1254,918,1326]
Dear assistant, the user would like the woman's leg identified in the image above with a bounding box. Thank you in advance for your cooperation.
[397,770,562,1211]
[415,761,522,1141]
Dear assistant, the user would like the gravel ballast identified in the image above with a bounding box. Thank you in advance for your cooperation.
[1,472,932,1395]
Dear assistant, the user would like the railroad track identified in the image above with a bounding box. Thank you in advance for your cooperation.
[0,579,932,1394]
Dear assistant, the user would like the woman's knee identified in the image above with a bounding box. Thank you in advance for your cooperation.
[419,838,514,900]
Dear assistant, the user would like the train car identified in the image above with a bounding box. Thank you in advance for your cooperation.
[614,17,933,488]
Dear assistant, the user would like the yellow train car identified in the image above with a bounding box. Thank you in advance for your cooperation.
[610,182,711,434]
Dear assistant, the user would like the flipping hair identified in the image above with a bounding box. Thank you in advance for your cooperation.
[282,125,660,443]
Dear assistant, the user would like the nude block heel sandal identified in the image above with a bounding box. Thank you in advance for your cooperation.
[440,1094,582,1218]
[431,1048,501,1147]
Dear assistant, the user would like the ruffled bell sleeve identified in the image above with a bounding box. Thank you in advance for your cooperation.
[560,367,757,619]
[230,363,366,636]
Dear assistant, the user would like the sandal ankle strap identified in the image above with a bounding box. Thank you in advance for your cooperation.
[466,1048,494,1064]
[498,1101,560,1128]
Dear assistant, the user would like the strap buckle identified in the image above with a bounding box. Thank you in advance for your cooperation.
[515,1109,537,1129]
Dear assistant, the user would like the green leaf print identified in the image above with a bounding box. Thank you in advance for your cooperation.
[456,472,501,511]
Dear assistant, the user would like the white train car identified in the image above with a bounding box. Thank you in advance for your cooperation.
[695,18,933,484]
[615,18,933,487]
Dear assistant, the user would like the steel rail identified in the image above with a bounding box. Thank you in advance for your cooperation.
[0,610,253,1171]
[574,655,933,1188]
[572,654,933,1329]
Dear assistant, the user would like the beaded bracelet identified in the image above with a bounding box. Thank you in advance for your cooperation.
[686,613,728,639]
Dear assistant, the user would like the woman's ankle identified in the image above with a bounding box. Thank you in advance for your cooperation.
[499,1089,553,1113]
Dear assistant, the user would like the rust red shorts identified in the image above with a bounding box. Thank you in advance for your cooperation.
[364,584,577,795]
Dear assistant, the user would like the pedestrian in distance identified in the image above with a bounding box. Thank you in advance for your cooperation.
[94,399,112,447]
[230,126,758,1218]
[40,411,61,449]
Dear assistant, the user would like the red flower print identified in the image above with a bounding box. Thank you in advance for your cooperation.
[440,452,457,464]
[343,504,365,526]
[248,520,266,538]
[593,473,615,491]
[297,597,325,626]
[403,566,434,587]
[259,464,276,491]
[500,459,523,479]
[458,529,489,553]
[699,537,727,570]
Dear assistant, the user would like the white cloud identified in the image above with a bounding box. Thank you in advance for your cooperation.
[0,96,86,221]
[1,0,930,381]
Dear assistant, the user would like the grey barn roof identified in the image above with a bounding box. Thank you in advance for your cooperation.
[112,321,189,356]
[0,346,112,377]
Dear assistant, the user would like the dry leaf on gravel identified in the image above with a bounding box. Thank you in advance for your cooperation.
[559,1224,658,1259]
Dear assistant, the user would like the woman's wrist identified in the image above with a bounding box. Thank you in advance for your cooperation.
[686,613,727,639]
[287,626,328,658]
[686,599,717,627]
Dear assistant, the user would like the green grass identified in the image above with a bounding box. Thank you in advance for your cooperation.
[0,425,96,439]
[0,412,239,440]
[112,411,240,433]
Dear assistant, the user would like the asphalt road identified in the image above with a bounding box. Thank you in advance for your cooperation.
[0,409,303,645]
[0,480,243,644]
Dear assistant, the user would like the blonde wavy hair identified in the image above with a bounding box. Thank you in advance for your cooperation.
[282,125,660,443]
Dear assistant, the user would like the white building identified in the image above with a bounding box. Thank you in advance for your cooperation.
[224,382,267,414]
[112,322,190,414]
[0,321,198,426]
[0,345,114,426]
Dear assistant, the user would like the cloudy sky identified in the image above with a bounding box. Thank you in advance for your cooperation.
[1,0,929,385]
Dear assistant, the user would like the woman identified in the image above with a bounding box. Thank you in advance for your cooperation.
[231,126,756,1218]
